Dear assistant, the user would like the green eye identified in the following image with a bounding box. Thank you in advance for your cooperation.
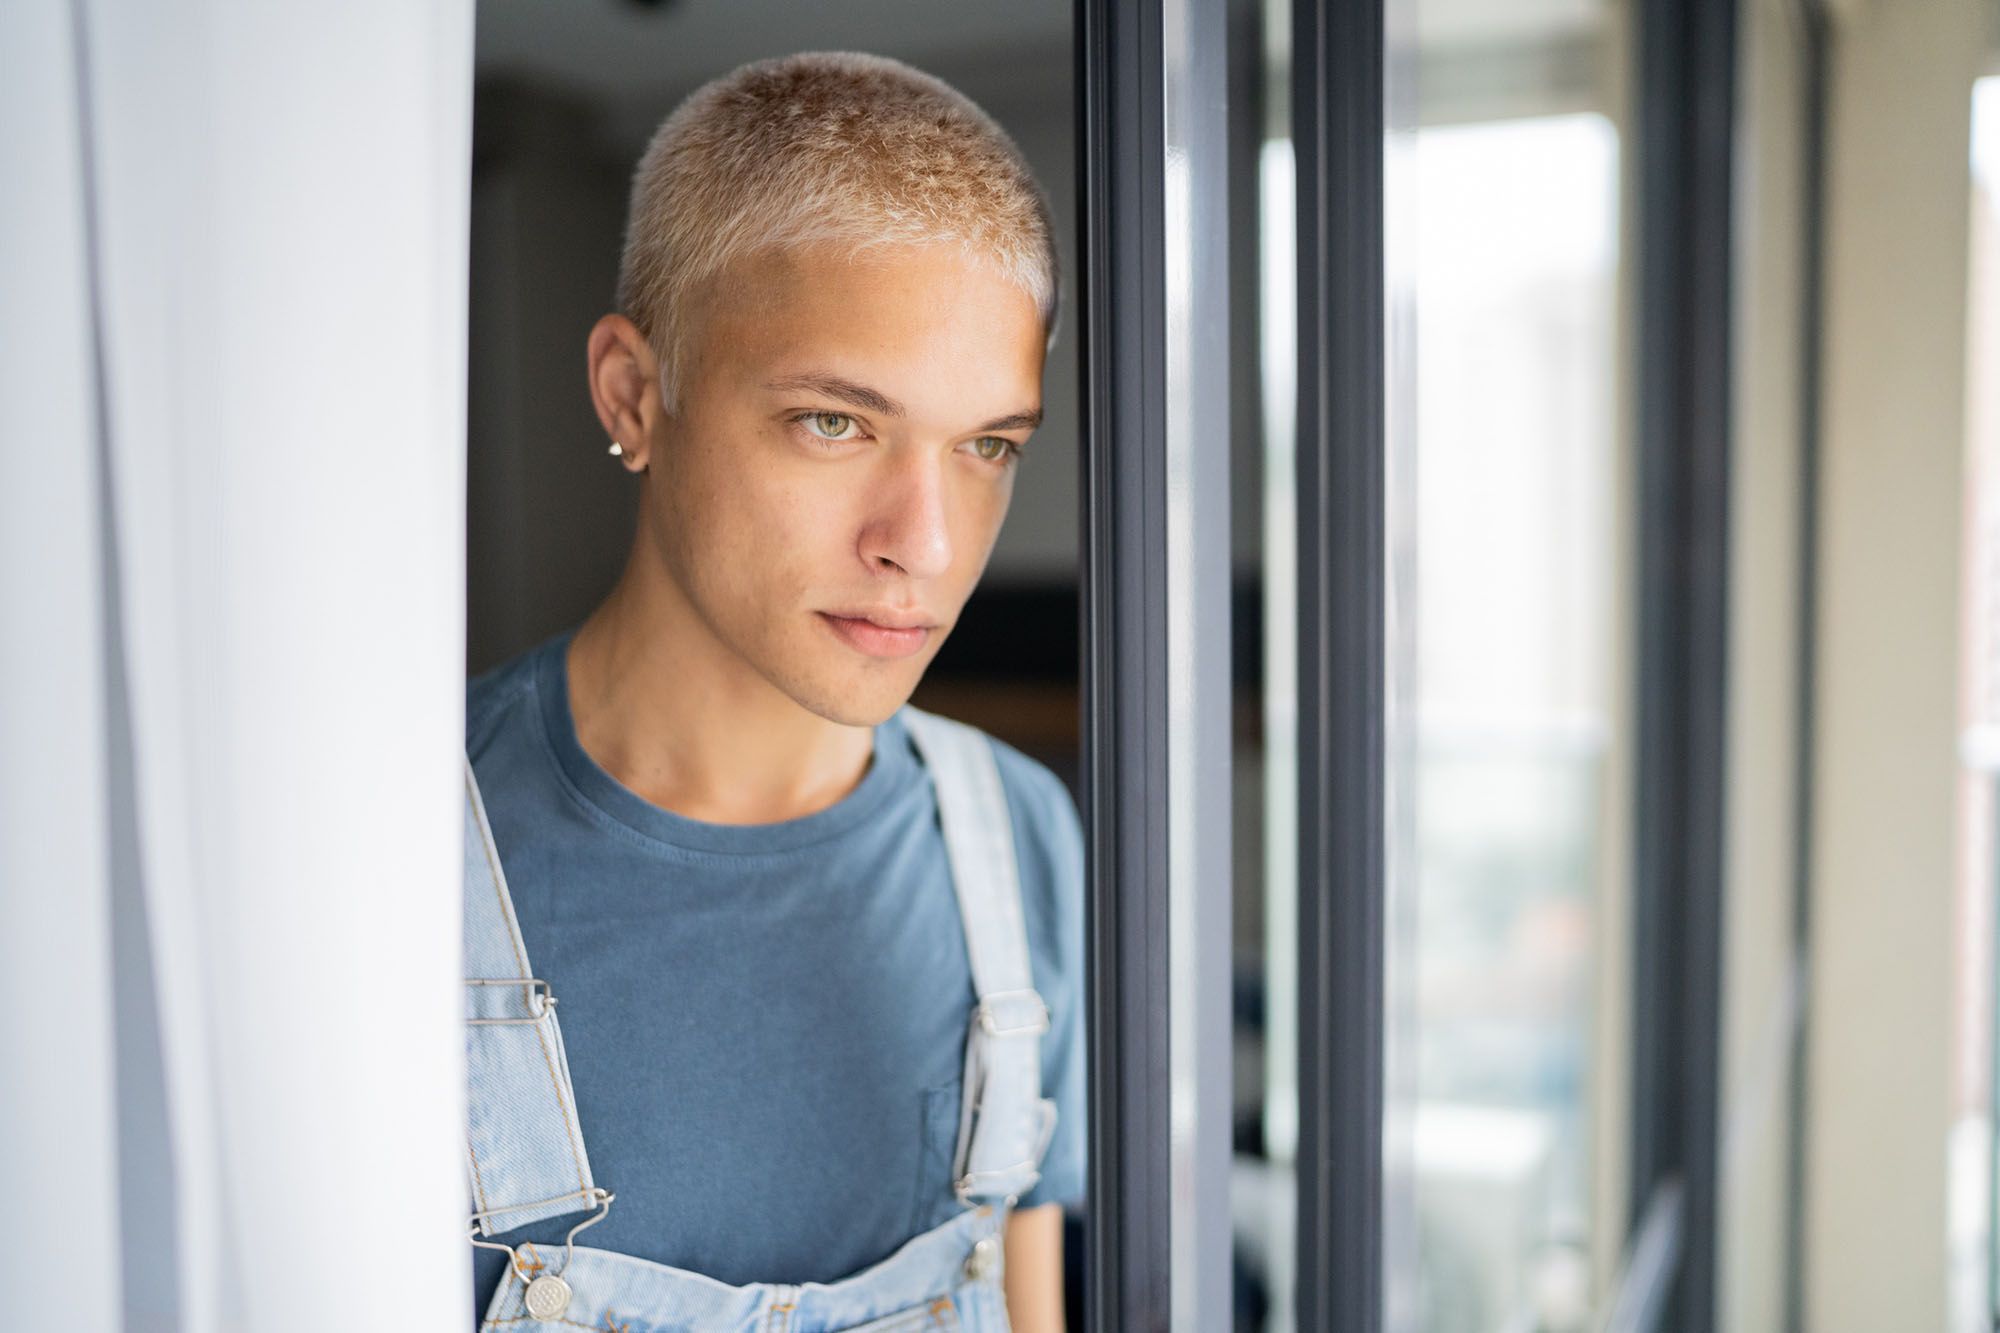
[805,412,856,439]
[972,437,1016,463]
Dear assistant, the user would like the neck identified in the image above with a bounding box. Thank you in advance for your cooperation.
[564,546,875,825]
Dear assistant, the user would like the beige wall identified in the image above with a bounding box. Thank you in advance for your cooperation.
[1805,1,1981,1329]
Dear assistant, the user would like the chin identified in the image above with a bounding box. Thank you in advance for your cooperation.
[786,667,922,730]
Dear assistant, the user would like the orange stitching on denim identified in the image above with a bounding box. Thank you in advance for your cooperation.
[466,1134,493,1221]
[517,1243,546,1277]
[463,782,506,1224]
[600,1314,632,1333]
[471,770,592,1191]
[528,1012,591,1190]
[470,769,534,981]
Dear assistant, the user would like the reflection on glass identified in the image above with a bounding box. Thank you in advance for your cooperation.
[1404,111,1620,1333]
[1384,1,1630,1326]
[1956,70,2000,1333]
[1230,15,1301,1324]
[1234,4,1628,1330]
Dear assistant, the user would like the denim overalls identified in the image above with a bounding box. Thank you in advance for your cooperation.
[462,707,1059,1331]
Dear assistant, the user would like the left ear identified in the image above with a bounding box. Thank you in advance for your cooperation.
[586,313,662,474]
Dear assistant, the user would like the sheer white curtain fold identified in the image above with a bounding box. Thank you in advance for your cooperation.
[0,6,122,1330]
[2,2,476,1328]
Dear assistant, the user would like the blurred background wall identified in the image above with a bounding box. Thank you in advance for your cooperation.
[1807,2,1985,1329]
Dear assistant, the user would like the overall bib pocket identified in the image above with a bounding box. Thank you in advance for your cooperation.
[840,1294,962,1331]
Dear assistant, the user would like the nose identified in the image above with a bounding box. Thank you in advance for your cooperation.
[858,452,953,581]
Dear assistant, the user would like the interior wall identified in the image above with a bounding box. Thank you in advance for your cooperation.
[1804,1,1982,1328]
[951,82,1082,582]
[466,83,634,674]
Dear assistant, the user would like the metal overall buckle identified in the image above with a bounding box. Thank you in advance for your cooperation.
[466,1187,614,1322]
[465,977,556,1025]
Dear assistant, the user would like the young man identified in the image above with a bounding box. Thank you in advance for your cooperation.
[462,52,1083,1332]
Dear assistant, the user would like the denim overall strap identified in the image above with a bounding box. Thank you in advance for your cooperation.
[901,708,1059,1205]
[462,753,603,1236]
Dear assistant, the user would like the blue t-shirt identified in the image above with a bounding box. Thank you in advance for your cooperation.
[465,626,1085,1319]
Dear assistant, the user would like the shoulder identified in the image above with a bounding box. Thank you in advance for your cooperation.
[465,638,547,760]
[985,732,1083,885]
[904,711,1083,966]
[901,707,1081,884]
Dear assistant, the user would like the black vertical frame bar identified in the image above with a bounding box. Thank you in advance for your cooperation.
[1630,0,1737,1328]
[1076,0,1171,1327]
[1293,0,1386,1329]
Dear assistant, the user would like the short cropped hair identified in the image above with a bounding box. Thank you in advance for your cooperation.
[615,51,1059,410]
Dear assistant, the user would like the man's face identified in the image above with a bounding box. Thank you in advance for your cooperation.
[641,242,1046,727]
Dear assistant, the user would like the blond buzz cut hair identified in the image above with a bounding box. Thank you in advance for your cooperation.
[615,51,1060,411]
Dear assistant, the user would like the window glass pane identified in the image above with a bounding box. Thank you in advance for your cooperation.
[1388,4,1630,1329]
[1959,68,2000,1332]
[1231,4,1300,1327]
[1236,5,1631,1329]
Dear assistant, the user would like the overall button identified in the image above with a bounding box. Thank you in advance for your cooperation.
[962,1235,998,1281]
[523,1273,573,1321]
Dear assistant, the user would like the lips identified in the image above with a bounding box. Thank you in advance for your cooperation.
[816,609,937,660]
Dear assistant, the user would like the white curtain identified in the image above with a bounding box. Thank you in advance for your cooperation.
[1,3,475,1328]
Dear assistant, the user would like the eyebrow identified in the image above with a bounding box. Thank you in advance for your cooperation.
[976,408,1044,433]
[766,372,1042,434]
[765,374,904,417]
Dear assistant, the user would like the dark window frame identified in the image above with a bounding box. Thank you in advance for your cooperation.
[1284,0,1797,1329]
[1082,0,1811,1323]
[1290,0,1388,1329]
[1624,0,1739,1326]
[1075,0,1237,1327]
[1077,0,1173,1322]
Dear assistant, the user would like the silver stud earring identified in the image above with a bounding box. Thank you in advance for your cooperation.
[608,441,624,457]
